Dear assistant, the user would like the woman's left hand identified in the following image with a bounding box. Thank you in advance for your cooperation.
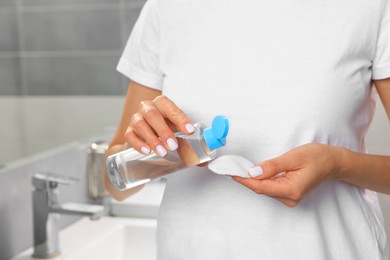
[233,143,343,207]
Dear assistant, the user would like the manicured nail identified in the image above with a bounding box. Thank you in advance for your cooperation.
[141,146,150,155]
[156,145,167,157]
[248,166,263,178]
[167,138,178,151]
[185,123,195,133]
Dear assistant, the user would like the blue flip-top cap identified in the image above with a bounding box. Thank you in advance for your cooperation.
[203,116,229,150]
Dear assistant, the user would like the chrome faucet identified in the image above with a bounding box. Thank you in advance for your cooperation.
[32,172,105,258]
[87,141,109,200]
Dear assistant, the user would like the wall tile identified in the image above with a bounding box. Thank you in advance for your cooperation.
[0,0,16,7]
[0,97,24,165]
[0,57,22,95]
[20,97,122,141]
[123,5,143,43]
[0,96,123,164]
[121,75,130,93]
[21,97,122,142]
[23,9,121,51]
[125,0,146,4]
[23,55,125,95]
[0,10,19,52]
[23,138,74,158]
[21,0,117,6]
[0,97,23,139]
[0,138,23,165]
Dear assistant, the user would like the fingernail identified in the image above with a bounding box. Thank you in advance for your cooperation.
[185,123,195,133]
[167,138,178,151]
[248,166,263,178]
[141,146,150,155]
[156,145,167,157]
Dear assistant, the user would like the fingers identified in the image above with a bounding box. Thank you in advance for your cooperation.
[197,162,209,167]
[138,102,178,152]
[153,96,195,134]
[233,174,306,203]
[233,145,329,207]
[124,127,151,155]
[125,116,169,157]
[234,174,301,207]
[125,95,194,157]
[270,196,299,208]
[252,150,301,180]
[233,176,292,198]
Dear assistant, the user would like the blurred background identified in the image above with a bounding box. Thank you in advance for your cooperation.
[1,0,389,166]
[0,0,145,166]
[1,0,390,259]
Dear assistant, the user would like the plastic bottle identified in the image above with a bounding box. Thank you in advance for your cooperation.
[106,116,229,191]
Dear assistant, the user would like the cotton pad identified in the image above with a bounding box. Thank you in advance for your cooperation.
[208,155,255,178]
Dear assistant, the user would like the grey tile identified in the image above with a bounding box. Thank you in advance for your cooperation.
[0,138,23,164]
[23,9,122,51]
[0,97,23,140]
[122,73,130,92]
[24,55,125,95]
[22,0,117,6]
[21,97,123,140]
[0,10,19,51]
[0,57,22,95]
[123,5,143,41]
[125,0,146,4]
[0,0,16,7]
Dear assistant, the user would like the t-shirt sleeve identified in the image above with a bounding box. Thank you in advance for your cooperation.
[372,0,390,80]
[117,0,163,90]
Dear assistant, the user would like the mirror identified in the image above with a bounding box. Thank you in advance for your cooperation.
[0,0,146,166]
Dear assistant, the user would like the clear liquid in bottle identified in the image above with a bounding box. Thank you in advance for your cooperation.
[107,116,229,191]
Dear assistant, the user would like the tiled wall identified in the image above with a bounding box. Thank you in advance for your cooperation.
[0,96,124,165]
[0,0,145,95]
[0,0,146,164]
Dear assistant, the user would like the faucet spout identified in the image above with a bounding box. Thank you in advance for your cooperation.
[32,173,105,258]
[50,202,104,220]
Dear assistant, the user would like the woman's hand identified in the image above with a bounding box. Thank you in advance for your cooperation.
[233,143,344,207]
[125,95,195,157]
[234,79,390,205]
[105,82,195,201]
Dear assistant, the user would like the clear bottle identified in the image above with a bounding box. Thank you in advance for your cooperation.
[106,116,229,191]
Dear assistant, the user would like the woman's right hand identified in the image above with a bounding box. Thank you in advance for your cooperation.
[124,95,195,157]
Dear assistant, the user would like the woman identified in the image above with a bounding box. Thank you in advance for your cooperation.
[105,0,390,259]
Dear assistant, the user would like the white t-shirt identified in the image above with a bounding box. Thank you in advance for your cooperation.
[118,0,390,259]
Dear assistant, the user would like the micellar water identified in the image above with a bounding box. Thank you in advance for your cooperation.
[106,116,229,191]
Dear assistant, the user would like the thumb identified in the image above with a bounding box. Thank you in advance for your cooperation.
[249,152,297,179]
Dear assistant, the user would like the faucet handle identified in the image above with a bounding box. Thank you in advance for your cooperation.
[32,172,79,189]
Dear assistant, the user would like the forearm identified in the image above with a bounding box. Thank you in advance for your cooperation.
[104,81,161,200]
[334,148,390,194]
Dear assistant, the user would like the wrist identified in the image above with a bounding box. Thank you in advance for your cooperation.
[330,146,354,181]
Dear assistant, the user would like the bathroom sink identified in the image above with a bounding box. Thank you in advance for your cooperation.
[12,217,157,260]
[110,181,166,218]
